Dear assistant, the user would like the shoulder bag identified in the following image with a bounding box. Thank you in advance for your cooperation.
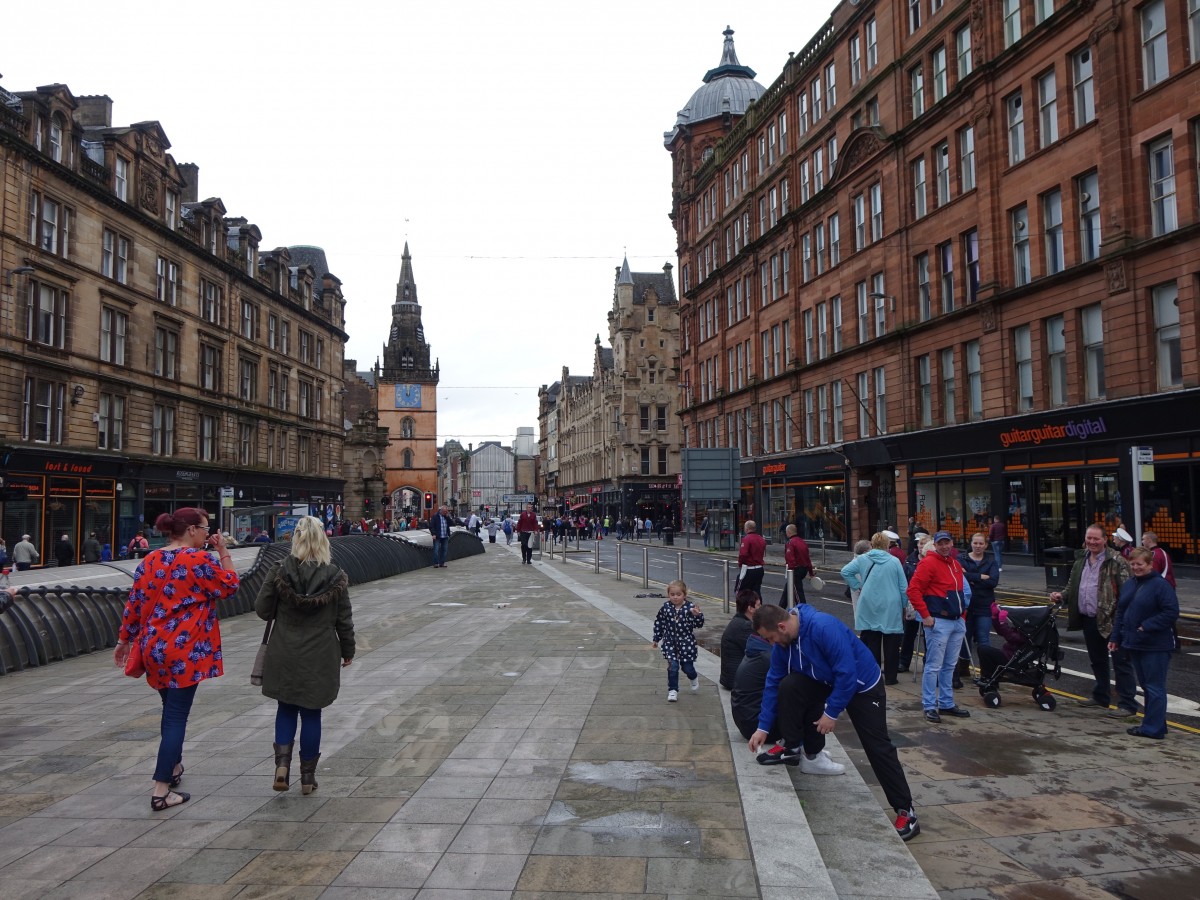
[250,619,274,685]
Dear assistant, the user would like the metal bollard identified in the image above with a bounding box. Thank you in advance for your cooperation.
[723,559,731,613]
[616,542,622,581]
[677,551,684,584]
[594,539,601,573]
[546,532,552,560]
[642,546,649,590]
[784,568,793,607]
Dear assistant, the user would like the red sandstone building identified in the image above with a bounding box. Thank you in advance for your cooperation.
[667,2,1198,567]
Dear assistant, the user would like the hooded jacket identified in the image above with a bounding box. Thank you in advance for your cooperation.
[758,607,882,731]
[841,548,907,634]
[731,633,773,738]
[255,556,354,709]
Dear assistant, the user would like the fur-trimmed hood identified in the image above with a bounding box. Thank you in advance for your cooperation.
[272,556,348,608]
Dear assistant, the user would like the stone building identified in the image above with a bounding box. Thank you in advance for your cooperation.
[538,257,683,526]
[668,8,1199,565]
[467,441,515,516]
[375,243,440,518]
[0,79,347,557]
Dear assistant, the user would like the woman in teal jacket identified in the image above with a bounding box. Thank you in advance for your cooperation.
[842,532,908,685]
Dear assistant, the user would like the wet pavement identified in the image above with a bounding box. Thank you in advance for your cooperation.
[0,540,1195,898]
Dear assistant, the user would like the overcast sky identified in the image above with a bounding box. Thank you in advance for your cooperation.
[5,0,831,447]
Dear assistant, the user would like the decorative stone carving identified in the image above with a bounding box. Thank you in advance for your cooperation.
[840,131,883,176]
[1091,16,1120,44]
[969,98,993,126]
[138,171,160,214]
[979,302,997,334]
[970,0,987,67]
[1105,259,1127,294]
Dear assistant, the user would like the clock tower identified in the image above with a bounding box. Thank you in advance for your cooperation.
[376,242,440,518]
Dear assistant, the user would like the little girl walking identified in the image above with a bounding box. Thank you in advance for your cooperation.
[651,580,706,701]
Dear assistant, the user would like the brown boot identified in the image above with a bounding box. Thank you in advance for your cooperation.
[299,754,320,795]
[272,742,293,792]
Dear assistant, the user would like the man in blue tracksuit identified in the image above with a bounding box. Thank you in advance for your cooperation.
[748,603,920,841]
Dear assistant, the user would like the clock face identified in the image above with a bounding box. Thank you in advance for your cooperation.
[395,384,422,409]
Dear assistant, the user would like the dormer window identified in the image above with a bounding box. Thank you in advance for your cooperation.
[49,114,64,163]
[648,307,656,322]
[244,243,255,276]
[165,191,178,231]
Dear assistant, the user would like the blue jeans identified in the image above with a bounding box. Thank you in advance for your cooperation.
[432,536,448,566]
[922,617,966,710]
[1130,650,1170,737]
[959,612,992,662]
[666,658,698,691]
[991,541,1004,568]
[155,685,198,784]
[275,701,322,760]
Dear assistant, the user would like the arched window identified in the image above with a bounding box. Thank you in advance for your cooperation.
[402,346,414,367]
[402,449,413,468]
[401,417,415,438]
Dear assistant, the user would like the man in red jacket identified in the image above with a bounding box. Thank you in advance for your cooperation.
[781,524,814,607]
[906,531,972,723]
[516,503,540,565]
[738,520,767,596]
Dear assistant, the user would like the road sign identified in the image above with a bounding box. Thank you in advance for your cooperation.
[503,493,536,504]
[1136,447,1154,465]
[220,486,234,499]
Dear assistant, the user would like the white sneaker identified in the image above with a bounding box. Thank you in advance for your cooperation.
[799,750,846,776]
[667,690,678,702]
[690,679,700,692]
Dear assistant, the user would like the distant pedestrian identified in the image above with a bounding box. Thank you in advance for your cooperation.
[13,534,39,571]
[82,532,102,563]
[782,524,813,607]
[1140,532,1176,589]
[1111,527,1134,559]
[701,516,710,548]
[429,505,452,568]
[988,515,1007,571]
[54,534,75,567]
[651,580,704,702]
[127,530,150,558]
[517,503,539,564]
[486,519,499,544]
[736,521,766,595]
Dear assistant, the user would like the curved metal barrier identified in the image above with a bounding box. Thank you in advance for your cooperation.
[0,531,483,676]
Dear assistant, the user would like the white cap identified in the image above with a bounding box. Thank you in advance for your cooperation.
[882,530,900,541]
[1113,527,1132,543]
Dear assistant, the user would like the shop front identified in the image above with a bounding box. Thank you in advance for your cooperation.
[851,392,1200,568]
[617,478,681,532]
[1,451,122,566]
[740,452,851,548]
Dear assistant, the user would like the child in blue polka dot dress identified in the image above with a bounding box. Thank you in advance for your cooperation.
[651,580,705,702]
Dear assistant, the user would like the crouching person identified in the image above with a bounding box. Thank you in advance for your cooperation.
[747,603,921,841]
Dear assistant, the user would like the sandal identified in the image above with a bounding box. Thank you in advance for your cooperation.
[150,790,190,811]
[169,765,184,789]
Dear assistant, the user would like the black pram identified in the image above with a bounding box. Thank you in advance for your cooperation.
[976,602,1064,711]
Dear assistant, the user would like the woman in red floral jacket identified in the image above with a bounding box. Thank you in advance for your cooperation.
[113,507,240,811]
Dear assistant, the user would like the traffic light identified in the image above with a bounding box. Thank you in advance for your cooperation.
[424,492,433,510]
[364,498,372,513]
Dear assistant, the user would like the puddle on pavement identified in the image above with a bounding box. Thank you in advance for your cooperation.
[566,760,695,789]
[530,619,571,624]
[428,602,467,607]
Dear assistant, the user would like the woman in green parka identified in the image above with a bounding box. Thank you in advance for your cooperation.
[256,516,354,794]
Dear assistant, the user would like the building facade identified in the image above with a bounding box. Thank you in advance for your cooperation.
[375,243,440,519]
[668,6,1200,566]
[467,441,515,516]
[538,258,684,527]
[0,80,348,558]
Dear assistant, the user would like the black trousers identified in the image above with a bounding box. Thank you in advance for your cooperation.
[859,631,901,682]
[780,567,808,607]
[776,672,913,813]
[739,567,765,596]
[519,532,534,562]
[898,618,920,668]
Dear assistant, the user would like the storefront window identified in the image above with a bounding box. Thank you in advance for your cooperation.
[761,478,788,543]
[1006,478,1030,553]
[1141,464,1196,565]
[796,483,847,543]
[1091,471,1122,534]
[964,478,991,538]
[913,482,936,536]
[937,482,966,543]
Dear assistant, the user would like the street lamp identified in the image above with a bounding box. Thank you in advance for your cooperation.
[868,291,896,312]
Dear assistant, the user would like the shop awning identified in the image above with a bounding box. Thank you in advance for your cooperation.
[569,502,589,511]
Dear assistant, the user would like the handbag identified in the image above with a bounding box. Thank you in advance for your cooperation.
[805,574,825,592]
[250,619,274,686]
[124,639,146,678]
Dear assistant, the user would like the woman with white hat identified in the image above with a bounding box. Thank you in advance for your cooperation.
[1111,527,1134,559]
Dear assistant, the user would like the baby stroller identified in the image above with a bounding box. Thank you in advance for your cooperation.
[976,602,1064,711]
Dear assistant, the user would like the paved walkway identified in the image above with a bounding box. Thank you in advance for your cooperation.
[2,540,1196,898]
[0,541,927,899]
